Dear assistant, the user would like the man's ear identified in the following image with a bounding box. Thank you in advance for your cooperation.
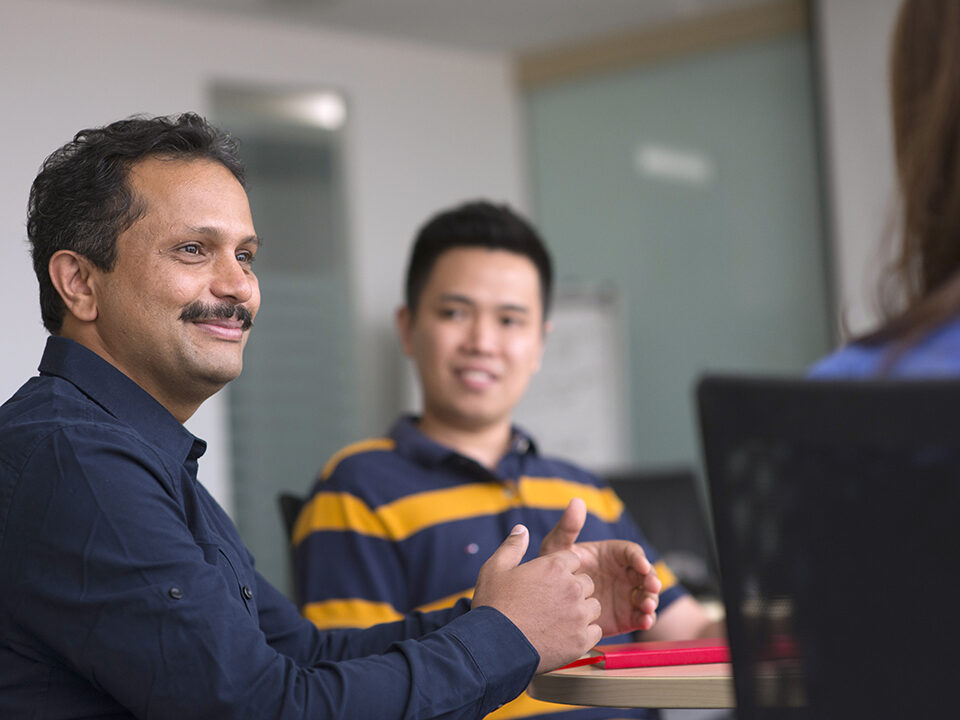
[395,305,414,357]
[48,250,99,323]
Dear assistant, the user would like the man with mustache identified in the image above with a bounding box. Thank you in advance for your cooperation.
[180,299,255,328]
[0,113,661,719]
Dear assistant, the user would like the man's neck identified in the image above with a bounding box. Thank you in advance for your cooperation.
[59,326,204,424]
[416,414,513,471]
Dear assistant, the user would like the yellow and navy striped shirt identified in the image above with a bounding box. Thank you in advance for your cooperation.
[293,416,685,720]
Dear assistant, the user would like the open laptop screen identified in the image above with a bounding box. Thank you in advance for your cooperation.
[697,375,960,720]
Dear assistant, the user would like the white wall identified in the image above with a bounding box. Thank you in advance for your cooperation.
[815,0,902,337]
[0,0,905,508]
[0,0,524,512]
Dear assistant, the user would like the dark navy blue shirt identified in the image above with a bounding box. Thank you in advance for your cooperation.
[0,337,537,719]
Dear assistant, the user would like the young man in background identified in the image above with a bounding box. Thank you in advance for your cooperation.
[294,201,719,720]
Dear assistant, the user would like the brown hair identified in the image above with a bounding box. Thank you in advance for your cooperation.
[861,0,960,348]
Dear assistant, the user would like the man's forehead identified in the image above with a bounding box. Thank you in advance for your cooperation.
[127,155,233,188]
[117,157,255,246]
[431,247,539,281]
[416,247,543,311]
[125,157,248,212]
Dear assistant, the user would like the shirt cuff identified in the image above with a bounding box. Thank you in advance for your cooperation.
[443,605,539,715]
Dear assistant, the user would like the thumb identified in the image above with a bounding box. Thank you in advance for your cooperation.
[486,524,530,572]
[540,498,586,554]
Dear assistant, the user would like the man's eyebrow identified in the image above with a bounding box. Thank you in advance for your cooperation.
[497,303,530,314]
[437,293,529,314]
[437,293,476,305]
[184,226,263,248]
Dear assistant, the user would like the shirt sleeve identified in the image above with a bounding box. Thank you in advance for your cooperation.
[0,425,538,720]
[294,459,414,628]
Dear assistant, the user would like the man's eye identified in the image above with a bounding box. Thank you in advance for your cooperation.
[236,250,255,264]
[180,244,201,255]
[439,307,464,319]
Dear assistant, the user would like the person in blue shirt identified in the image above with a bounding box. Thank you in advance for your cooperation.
[0,113,662,720]
[294,201,722,719]
[812,0,960,379]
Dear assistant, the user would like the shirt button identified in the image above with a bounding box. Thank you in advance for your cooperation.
[242,585,254,600]
[168,587,183,600]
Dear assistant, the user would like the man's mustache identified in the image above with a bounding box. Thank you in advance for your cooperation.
[179,301,254,331]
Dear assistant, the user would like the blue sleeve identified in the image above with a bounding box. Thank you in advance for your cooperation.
[0,426,538,719]
[808,345,875,377]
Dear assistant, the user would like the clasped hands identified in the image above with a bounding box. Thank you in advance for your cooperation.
[472,498,661,673]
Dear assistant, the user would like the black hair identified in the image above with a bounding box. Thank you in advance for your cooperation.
[404,200,554,318]
[27,112,245,333]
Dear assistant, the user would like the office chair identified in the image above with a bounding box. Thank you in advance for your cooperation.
[698,375,960,720]
[606,467,720,598]
[278,492,306,541]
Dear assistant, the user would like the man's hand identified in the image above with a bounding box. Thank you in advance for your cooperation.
[540,498,661,636]
[472,524,603,673]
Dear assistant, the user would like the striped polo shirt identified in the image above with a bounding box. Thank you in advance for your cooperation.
[293,416,684,720]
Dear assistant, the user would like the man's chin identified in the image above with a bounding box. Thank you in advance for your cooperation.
[447,407,511,433]
[191,357,245,390]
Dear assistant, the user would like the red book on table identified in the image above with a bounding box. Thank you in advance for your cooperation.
[562,639,730,670]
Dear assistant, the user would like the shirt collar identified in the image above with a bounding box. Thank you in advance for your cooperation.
[388,414,538,471]
[37,336,205,466]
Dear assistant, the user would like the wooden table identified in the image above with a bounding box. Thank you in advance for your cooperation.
[528,662,735,709]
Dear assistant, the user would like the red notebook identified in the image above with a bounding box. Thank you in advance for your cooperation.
[562,639,730,669]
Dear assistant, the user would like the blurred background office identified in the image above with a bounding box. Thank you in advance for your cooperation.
[0,0,899,597]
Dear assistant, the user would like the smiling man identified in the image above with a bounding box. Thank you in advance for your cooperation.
[294,201,720,720]
[57,154,260,421]
[0,116,661,719]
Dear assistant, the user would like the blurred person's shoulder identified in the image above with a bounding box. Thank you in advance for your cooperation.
[809,315,960,379]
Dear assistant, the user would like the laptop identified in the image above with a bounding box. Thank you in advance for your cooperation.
[697,375,960,719]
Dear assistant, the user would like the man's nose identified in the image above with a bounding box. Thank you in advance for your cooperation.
[464,315,498,353]
[211,254,255,304]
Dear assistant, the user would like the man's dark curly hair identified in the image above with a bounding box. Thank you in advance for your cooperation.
[27,112,245,333]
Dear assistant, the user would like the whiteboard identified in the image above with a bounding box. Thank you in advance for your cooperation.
[513,285,630,473]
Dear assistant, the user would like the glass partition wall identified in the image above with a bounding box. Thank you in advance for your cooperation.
[525,24,832,474]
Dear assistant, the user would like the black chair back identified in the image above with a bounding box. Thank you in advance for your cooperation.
[278,492,306,541]
[277,492,306,602]
[607,468,720,597]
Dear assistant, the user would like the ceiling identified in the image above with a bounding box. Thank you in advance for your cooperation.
[116,0,761,54]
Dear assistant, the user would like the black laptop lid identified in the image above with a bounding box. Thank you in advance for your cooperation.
[697,375,960,720]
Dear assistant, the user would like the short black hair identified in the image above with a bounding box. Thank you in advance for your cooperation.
[404,200,554,318]
[27,112,245,333]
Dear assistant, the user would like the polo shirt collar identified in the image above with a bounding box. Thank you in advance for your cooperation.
[37,336,205,465]
[388,414,538,471]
